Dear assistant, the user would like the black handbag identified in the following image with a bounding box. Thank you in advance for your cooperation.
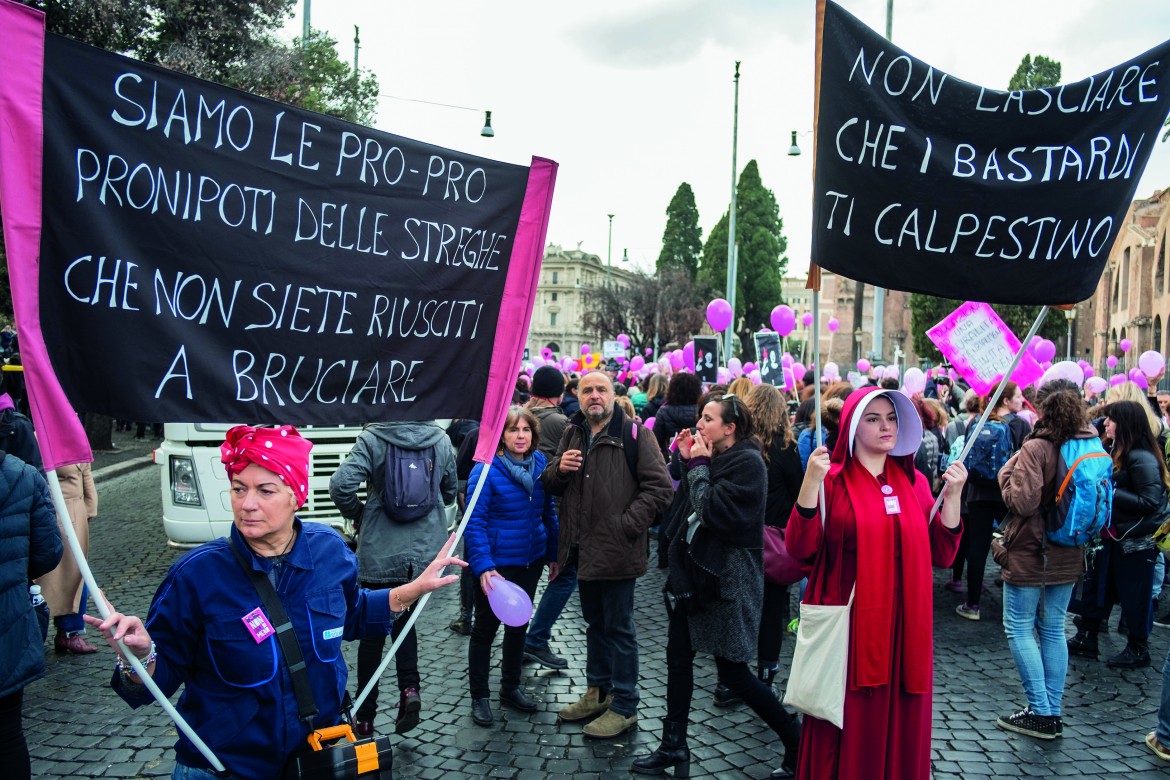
[229,543,394,780]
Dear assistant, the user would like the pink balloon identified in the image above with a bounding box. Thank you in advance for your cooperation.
[827,317,840,333]
[856,358,871,373]
[1033,339,1056,364]
[645,348,653,356]
[743,362,757,373]
[706,299,733,332]
[1082,366,1094,379]
[801,312,813,327]
[630,355,645,371]
[1139,350,1166,377]
[1120,338,1133,353]
[728,358,743,376]
[771,305,796,336]
[1107,355,1119,368]
[669,351,684,371]
[617,333,631,347]
[792,363,806,380]
[683,341,696,371]
[1110,373,1127,386]
[1085,376,1108,395]
[749,370,762,384]
[717,367,732,384]
[580,344,591,355]
[486,579,534,627]
[643,416,656,431]
[1134,373,1150,389]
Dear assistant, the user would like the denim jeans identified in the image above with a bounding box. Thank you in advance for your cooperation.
[578,578,639,716]
[1002,581,1075,716]
[172,762,233,780]
[524,562,577,651]
[53,583,88,635]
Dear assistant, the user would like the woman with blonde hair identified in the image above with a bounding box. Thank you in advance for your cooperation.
[1105,381,1164,440]
[727,376,755,399]
[640,374,668,420]
[745,384,803,698]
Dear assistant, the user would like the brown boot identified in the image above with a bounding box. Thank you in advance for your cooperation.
[583,709,638,739]
[557,687,611,723]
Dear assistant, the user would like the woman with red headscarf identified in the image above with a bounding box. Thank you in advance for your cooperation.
[786,388,966,780]
[85,425,466,780]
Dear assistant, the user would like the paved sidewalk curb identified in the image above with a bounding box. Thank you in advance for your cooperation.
[92,454,156,483]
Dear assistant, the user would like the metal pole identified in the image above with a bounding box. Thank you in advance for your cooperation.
[1066,317,1073,360]
[724,61,741,359]
[606,214,614,289]
[353,26,360,71]
[302,0,311,46]
[872,0,893,362]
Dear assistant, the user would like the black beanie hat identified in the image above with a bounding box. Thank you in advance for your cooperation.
[531,366,566,399]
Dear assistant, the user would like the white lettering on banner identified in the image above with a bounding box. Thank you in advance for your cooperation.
[847,47,948,104]
[873,204,1114,261]
[400,219,506,270]
[232,351,424,405]
[951,134,1146,182]
[366,296,484,340]
[110,72,254,151]
[155,345,193,399]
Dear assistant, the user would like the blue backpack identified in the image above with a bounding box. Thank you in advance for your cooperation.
[964,420,1013,482]
[382,443,440,523]
[1044,438,1113,547]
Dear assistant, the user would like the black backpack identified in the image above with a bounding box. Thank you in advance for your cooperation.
[382,442,441,523]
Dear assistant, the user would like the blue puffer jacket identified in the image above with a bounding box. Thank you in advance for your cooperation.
[0,452,62,699]
[465,452,558,576]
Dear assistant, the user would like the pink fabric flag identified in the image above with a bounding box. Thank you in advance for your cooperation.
[0,0,92,469]
[474,158,557,464]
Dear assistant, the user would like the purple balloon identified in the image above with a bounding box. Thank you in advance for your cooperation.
[706,299,733,332]
[617,333,631,347]
[486,579,534,627]
[630,355,645,371]
[743,362,757,373]
[801,311,813,327]
[669,350,684,371]
[683,341,696,371]
[1082,366,1094,379]
[1110,373,1127,387]
[771,305,796,336]
[1106,355,1119,368]
[1033,339,1056,364]
[1134,373,1150,389]
[827,317,840,333]
[1120,338,1133,353]
[580,343,591,355]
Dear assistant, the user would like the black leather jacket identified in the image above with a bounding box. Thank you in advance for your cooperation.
[1111,447,1168,538]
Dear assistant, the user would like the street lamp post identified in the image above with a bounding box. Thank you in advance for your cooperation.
[1064,307,1078,360]
[606,214,615,289]
[724,62,741,359]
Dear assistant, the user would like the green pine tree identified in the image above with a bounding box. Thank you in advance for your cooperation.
[657,183,703,279]
[698,160,787,358]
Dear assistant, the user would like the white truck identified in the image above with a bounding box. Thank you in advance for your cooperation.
[155,422,364,547]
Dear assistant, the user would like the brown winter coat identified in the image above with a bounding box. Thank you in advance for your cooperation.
[543,405,673,581]
[994,424,1098,587]
[37,463,98,614]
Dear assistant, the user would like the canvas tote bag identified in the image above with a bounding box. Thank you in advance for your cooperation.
[782,585,855,729]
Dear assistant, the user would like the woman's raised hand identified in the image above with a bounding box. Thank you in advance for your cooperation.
[83,590,153,660]
[413,533,468,595]
[796,446,831,511]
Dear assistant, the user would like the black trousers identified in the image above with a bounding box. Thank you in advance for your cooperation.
[955,501,1001,605]
[665,606,795,740]
[355,579,418,722]
[0,689,29,780]
[1075,540,1158,642]
[468,561,544,698]
[757,581,789,666]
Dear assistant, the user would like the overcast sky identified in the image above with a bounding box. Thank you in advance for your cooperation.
[291,0,1170,278]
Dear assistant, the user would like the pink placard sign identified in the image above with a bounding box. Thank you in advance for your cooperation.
[926,302,1044,396]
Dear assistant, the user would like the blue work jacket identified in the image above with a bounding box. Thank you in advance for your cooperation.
[113,520,393,780]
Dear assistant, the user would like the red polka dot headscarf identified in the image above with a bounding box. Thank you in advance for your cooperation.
[220,425,314,508]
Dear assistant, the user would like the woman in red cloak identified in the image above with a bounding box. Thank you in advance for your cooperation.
[786,387,965,780]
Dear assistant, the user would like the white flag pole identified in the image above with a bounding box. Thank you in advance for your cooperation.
[928,305,1052,521]
[352,461,492,715]
[45,470,226,773]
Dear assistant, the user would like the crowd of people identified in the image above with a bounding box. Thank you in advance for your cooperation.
[12,350,1170,779]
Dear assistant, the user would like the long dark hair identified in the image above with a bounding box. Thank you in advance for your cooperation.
[1106,400,1170,491]
[708,393,755,445]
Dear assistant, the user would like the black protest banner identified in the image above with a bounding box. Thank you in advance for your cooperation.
[812,0,1170,305]
[38,34,544,425]
[694,337,719,384]
[754,333,782,386]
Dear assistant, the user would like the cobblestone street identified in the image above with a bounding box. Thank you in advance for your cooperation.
[22,451,1170,779]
